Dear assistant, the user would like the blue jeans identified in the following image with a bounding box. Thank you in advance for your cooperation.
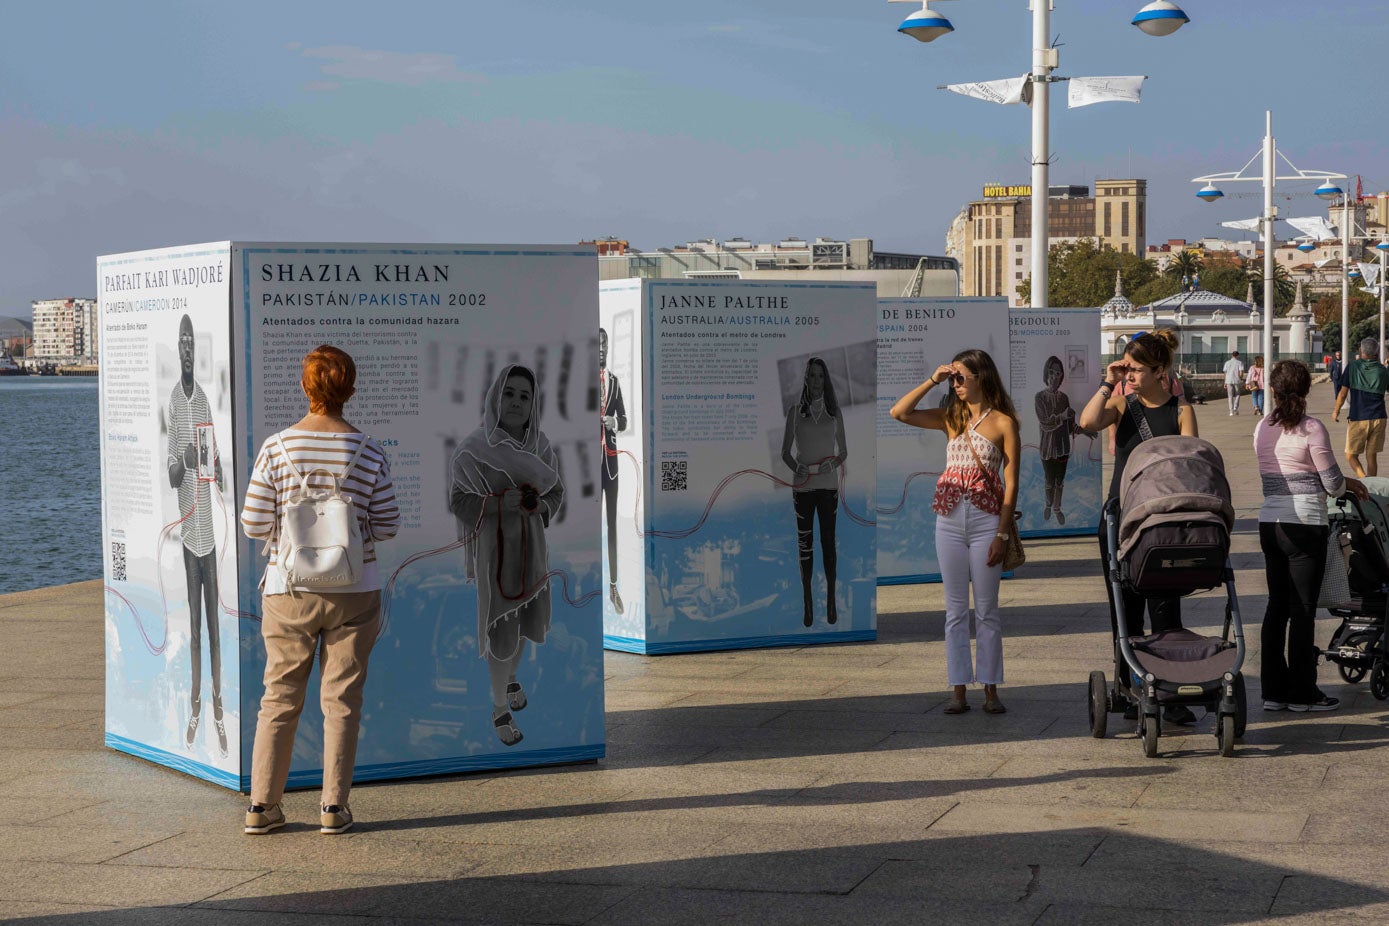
[1251,388,1265,414]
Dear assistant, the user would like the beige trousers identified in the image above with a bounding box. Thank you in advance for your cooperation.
[251,589,380,807]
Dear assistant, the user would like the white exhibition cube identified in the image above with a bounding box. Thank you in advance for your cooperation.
[99,242,605,791]
[599,279,878,654]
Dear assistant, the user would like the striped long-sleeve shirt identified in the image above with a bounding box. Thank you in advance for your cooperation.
[240,430,400,594]
[1254,415,1346,526]
[167,381,220,556]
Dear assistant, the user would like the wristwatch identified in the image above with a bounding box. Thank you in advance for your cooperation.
[995,532,1008,541]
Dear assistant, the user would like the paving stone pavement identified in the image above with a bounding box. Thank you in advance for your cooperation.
[3,384,1388,924]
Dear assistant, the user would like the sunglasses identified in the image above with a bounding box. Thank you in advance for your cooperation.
[948,372,976,385]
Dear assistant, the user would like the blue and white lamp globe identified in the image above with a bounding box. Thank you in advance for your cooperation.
[1376,241,1389,253]
[1297,241,1316,253]
[897,3,953,43]
[1132,1,1190,37]
[1196,183,1224,203]
[1315,180,1345,201]
[1349,267,1363,279]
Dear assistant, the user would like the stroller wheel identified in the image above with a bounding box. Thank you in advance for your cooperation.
[1233,673,1248,739]
[1216,714,1236,757]
[1372,664,1389,702]
[1341,664,1369,684]
[1088,671,1108,739]
[1141,715,1160,758]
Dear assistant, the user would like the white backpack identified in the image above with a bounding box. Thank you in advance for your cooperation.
[272,433,369,590]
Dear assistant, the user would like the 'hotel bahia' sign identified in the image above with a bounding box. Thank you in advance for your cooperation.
[983,184,1032,198]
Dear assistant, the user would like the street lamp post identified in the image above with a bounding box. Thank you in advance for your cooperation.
[1192,111,1346,363]
[893,0,1188,309]
[1377,241,1389,361]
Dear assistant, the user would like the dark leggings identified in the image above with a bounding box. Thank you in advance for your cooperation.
[1259,522,1328,703]
[182,547,223,718]
[602,464,618,582]
[1042,456,1068,508]
[794,490,838,606]
[1097,518,1182,641]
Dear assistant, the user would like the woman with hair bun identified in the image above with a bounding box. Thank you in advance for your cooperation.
[1079,329,1200,724]
[1255,360,1367,713]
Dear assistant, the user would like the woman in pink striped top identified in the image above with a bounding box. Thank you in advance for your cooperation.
[239,345,399,836]
[1254,360,1366,714]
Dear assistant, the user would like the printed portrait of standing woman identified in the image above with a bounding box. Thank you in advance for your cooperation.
[450,364,565,747]
[780,357,848,628]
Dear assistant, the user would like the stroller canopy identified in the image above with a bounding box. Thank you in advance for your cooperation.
[1117,436,1234,561]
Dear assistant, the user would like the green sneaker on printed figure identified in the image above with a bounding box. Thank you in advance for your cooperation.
[321,804,353,834]
[244,803,285,835]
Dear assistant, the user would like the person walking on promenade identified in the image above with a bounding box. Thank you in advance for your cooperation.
[1246,355,1266,417]
[1223,349,1246,416]
[1329,350,1344,401]
[1079,329,1200,725]
[1332,338,1389,478]
[1256,360,1367,713]
[240,345,400,835]
[891,349,1020,715]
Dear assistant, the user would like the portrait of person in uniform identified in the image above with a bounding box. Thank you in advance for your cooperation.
[449,364,565,747]
[598,328,627,615]
[780,357,848,628]
[166,314,227,755]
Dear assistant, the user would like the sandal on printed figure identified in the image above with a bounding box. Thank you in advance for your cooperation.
[803,601,813,628]
[185,711,200,749]
[1055,509,1065,526]
[826,599,838,625]
[493,709,524,746]
[609,582,624,616]
[506,681,527,712]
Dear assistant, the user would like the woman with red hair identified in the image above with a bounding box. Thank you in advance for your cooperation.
[240,345,400,836]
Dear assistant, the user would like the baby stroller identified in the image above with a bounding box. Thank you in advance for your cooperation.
[1088,435,1247,757]
[1318,477,1389,700]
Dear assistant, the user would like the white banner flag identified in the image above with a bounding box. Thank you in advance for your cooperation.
[1359,262,1381,286]
[1286,216,1337,241]
[1221,218,1261,232]
[943,76,1029,106]
[1068,76,1145,108]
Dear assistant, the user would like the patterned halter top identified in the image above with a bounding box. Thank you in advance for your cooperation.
[932,410,1005,516]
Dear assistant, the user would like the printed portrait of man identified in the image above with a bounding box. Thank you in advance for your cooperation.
[166,314,226,755]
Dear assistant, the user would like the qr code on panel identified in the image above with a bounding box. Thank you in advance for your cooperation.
[660,461,688,491]
[111,542,127,582]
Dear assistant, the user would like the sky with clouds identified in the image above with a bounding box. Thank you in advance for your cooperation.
[2,0,1387,316]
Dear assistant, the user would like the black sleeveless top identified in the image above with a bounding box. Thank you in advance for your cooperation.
[1109,395,1181,501]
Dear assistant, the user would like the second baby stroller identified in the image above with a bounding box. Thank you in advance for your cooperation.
[1088,435,1248,757]
[1319,476,1389,700]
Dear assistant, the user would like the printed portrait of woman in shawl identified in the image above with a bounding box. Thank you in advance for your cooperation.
[448,364,564,747]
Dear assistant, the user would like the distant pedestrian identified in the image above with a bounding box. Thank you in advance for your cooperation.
[1246,355,1266,417]
[891,349,1020,715]
[240,345,400,836]
[1332,338,1389,478]
[1329,350,1343,401]
[1223,349,1246,416]
[1256,360,1367,713]
[1079,329,1200,726]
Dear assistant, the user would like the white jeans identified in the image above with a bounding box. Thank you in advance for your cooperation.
[1226,384,1241,413]
[935,499,1004,686]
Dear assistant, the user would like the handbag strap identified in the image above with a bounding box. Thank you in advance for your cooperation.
[1125,393,1156,442]
[962,419,1005,509]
